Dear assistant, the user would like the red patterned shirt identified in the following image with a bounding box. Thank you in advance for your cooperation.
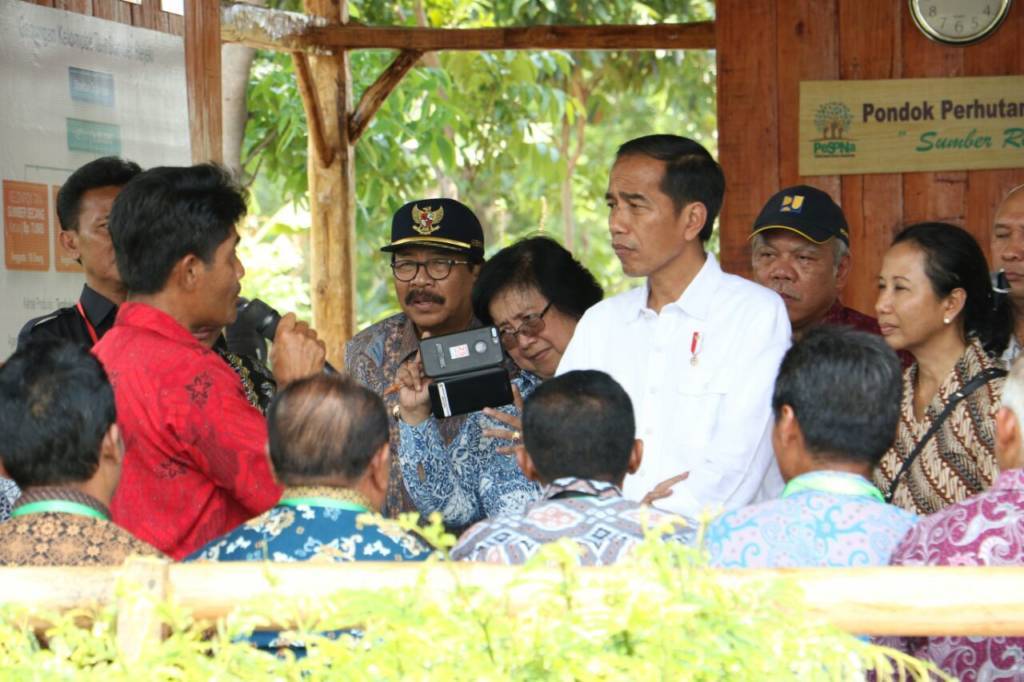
[821,299,883,335]
[93,302,282,559]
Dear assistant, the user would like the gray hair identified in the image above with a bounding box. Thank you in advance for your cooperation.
[751,232,849,275]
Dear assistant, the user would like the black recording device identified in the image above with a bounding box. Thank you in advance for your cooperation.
[420,326,513,419]
[236,298,336,373]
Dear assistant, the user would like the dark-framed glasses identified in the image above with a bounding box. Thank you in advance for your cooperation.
[498,302,553,350]
[391,257,470,282]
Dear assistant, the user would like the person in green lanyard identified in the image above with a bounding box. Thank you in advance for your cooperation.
[0,340,162,566]
[187,373,433,563]
[704,325,918,568]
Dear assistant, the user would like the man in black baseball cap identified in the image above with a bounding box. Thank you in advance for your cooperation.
[750,185,883,340]
[346,198,492,517]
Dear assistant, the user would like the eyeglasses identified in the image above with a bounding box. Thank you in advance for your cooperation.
[391,258,470,282]
[498,302,553,350]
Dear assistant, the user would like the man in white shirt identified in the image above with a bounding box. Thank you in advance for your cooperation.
[557,134,790,518]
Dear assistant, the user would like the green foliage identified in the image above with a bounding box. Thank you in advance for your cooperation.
[0,521,945,681]
[240,0,720,328]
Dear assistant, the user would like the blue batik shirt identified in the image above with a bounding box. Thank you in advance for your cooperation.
[398,372,543,529]
[185,486,433,563]
[705,470,918,568]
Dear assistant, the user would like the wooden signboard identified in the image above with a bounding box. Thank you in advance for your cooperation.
[800,76,1024,175]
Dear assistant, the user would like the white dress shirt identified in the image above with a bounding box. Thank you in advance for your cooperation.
[557,253,791,518]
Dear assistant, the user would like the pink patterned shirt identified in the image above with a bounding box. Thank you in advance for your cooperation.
[879,468,1024,680]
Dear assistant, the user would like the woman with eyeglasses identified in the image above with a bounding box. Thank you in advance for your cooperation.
[394,236,603,530]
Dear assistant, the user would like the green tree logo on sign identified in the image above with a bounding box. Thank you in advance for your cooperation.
[815,102,853,140]
[813,102,857,158]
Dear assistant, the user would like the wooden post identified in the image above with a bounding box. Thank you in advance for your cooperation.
[115,556,170,662]
[185,0,224,163]
[304,0,354,367]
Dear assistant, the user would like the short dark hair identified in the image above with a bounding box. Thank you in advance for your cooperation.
[472,236,603,325]
[893,222,1012,356]
[108,163,247,294]
[267,374,389,484]
[56,156,142,232]
[0,340,116,488]
[772,326,902,467]
[616,134,725,242]
[522,370,635,483]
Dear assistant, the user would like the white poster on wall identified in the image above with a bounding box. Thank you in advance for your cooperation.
[0,0,190,358]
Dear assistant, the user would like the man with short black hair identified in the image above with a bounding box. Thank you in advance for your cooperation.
[558,135,791,518]
[347,198,533,523]
[18,156,141,350]
[452,370,693,565]
[94,163,326,559]
[0,340,161,565]
[189,374,431,562]
[706,326,916,568]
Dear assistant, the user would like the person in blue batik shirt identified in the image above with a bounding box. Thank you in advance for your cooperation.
[706,326,917,568]
[394,237,604,530]
[187,374,432,563]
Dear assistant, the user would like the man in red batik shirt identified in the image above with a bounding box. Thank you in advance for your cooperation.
[93,164,326,559]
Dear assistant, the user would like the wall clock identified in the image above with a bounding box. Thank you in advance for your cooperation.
[909,0,1013,45]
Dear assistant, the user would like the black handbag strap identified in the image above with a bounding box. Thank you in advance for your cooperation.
[884,366,1007,504]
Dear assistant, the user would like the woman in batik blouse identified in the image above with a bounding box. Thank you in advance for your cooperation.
[874,222,1012,515]
[395,237,603,529]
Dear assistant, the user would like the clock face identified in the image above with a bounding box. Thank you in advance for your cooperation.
[909,0,1013,44]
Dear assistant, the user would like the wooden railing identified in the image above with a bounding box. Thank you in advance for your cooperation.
[2,559,1023,660]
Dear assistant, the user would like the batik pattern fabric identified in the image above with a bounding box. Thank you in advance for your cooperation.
[346,312,520,518]
[0,487,162,566]
[705,471,917,568]
[877,469,1024,681]
[398,372,542,529]
[873,337,1004,516]
[0,478,19,522]
[93,302,282,560]
[451,477,695,565]
[214,345,277,414]
[186,486,433,563]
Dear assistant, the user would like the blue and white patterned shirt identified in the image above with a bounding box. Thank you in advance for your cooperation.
[451,477,696,565]
[0,478,20,522]
[705,470,917,568]
[398,372,543,529]
[185,486,433,563]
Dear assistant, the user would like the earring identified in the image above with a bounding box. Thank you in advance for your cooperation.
[943,317,951,325]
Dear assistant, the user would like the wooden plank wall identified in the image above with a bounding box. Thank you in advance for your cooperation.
[717,0,1024,315]
[26,1,183,38]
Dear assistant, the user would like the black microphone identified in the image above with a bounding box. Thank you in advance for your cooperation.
[237,298,336,373]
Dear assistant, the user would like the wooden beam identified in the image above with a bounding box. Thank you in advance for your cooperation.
[221,3,715,53]
[304,21,716,52]
[185,0,224,163]
[5,563,1024,638]
[292,52,335,167]
[221,1,326,53]
[349,49,423,142]
[304,0,356,366]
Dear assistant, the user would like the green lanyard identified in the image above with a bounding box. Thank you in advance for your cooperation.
[278,497,368,513]
[11,500,109,521]
[782,473,885,503]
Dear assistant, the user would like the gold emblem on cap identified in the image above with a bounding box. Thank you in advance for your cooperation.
[411,204,444,235]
